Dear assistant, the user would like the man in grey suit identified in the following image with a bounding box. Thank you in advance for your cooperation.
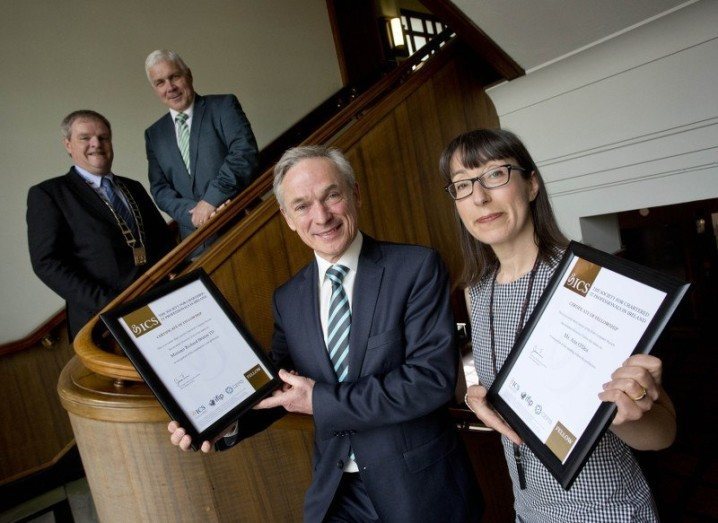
[144,49,259,242]
[169,146,483,522]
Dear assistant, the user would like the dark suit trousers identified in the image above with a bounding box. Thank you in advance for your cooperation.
[325,473,380,523]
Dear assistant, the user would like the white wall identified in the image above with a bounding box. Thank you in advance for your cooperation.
[486,0,718,245]
[0,0,342,342]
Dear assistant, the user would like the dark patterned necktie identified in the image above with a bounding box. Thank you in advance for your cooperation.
[326,264,351,381]
[101,177,136,235]
[326,264,356,464]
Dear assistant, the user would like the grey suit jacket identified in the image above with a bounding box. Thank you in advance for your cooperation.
[145,94,258,239]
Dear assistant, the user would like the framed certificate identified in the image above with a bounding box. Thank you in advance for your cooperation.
[488,241,689,490]
[101,269,280,450]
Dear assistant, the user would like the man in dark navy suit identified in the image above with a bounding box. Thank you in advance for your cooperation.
[169,146,483,522]
[27,110,174,340]
[144,49,258,244]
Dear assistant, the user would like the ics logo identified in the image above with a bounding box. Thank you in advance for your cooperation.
[563,257,601,297]
[122,305,161,338]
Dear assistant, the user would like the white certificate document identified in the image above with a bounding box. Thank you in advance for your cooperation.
[116,278,274,433]
[497,254,666,463]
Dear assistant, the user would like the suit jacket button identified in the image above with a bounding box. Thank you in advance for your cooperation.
[337,460,344,469]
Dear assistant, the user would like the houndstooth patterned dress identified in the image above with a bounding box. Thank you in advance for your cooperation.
[469,253,659,522]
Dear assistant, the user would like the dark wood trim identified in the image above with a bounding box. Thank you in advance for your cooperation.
[0,310,65,357]
[325,0,350,85]
[420,0,524,80]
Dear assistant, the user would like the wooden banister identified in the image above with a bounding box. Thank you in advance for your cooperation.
[0,310,66,357]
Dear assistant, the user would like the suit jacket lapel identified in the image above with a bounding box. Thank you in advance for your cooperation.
[348,236,383,382]
[65,168,118,226]
[189,95,205,189]
[301,262,338,383]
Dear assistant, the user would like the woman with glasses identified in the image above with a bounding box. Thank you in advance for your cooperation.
[441,128,676,522]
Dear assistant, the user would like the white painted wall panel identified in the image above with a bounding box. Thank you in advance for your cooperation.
[487,0,718,242]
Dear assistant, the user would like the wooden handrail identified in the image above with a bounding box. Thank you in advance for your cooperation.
[0,310,65,357]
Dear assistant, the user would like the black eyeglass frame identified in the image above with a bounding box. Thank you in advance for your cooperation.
[444,164,526,201]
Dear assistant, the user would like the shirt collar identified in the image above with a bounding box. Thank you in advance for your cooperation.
[169,99,195,122]
[74,166,113,189]
[316,232,363,281]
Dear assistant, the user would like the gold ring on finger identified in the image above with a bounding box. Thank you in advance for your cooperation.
[629,386,647,402]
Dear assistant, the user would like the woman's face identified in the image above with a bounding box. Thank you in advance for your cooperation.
[451,154,539,250]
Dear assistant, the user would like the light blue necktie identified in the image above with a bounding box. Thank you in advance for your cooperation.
[175,112,191,175]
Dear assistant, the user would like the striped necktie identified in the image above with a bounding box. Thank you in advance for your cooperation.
[326,265,351,382]
[175,112,190,175]
[100,177,136,235]
[326,264,356,464]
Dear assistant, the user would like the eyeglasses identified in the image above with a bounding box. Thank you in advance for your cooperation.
[444,164,526,200]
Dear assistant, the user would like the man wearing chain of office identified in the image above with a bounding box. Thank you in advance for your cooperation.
[27,110,174,340]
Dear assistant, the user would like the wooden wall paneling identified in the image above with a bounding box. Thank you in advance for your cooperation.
[391,101,434,248]
[344,146,379,239]
[457,65,501,131]
[277,214,316,279]
[207,427,313,521]
[208,216,305,350]
[429,60,475,147]
[230,221,294,347]
[402,76,465,281]
[0,335,75,484]
[351,113,428,245]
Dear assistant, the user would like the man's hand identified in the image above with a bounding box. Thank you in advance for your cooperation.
[167,421,235,453]
[168,420,212,453]
[254,369,315,415]
[189,200,216,228]
[209,199,232,219]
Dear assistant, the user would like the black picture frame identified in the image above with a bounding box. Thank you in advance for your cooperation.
[488,241,689,490]
[101,269,280,450]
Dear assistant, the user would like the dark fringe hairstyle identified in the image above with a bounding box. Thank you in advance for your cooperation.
[439,128,568,286]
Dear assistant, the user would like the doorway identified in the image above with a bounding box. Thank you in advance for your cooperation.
[617,198,718,521]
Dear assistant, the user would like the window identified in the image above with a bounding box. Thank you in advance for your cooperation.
[400,9,447,56]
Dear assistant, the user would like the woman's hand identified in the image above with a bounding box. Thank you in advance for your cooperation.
[465,384,523,445]
[599,354,676,450]
[599,353,661,425]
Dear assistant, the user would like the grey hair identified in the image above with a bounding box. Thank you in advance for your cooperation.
[144,49,190,82]
[273,145,356,208]
[60,110,112,140]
